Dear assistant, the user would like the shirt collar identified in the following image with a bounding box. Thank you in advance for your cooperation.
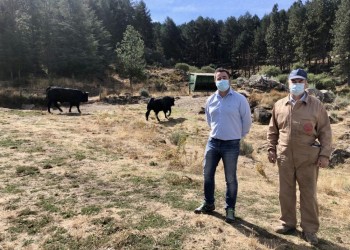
[286,91,308,105]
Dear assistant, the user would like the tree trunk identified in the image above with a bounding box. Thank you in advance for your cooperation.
[129,77,133,95]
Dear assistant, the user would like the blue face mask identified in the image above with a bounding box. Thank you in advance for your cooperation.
[216,80,230,92]
[289,83,305,96]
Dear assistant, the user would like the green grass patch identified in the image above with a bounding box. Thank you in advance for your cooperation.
[42,156,67,167]
[3,184,22,194]
[119,233,155,249]
[164,173,201,189]
[81,205,101,215]
[0,138,29,148]
[74,151,87,161]
[136,213,169,230]
[8,215,52,235]
[92,217,122,235]
[16,166,40,176]
[43,227,110,250]
[161,191,198,211]
[37,198,60,213]
[18,208,38,216]
[159,227,193,248]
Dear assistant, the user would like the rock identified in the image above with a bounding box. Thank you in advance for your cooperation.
[329,148,350,167]
[253,107,272,125]
[306,88,324,102]
[320,90,335,103]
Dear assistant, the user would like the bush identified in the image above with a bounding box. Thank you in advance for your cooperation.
[317,78,336,91]
[292,62,307,70]
[239,139,254,156]
[334,94,350,109]
[309,73,336,91]
[175,63,190,72]
[260,66,282,77]
[200,66,215,73]
[170,130,187,146]
[154,82,167,92]
[189,66,200,73]
[276,74,288,84]
[139,88,149,97]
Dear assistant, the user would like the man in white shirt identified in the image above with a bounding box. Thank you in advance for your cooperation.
[194,68,252,223]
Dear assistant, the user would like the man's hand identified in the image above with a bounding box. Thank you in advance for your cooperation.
[268,150,277,164]
[317,156,329,168]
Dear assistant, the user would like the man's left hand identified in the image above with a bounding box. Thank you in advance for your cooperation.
[317,156,329,168]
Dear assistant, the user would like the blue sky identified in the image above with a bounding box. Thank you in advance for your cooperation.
[142,0,300,25]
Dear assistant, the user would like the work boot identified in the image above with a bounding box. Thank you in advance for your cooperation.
[225,208,235,223]
[303,232,318,245]
[194,202,215,214]
[274,225,296,234]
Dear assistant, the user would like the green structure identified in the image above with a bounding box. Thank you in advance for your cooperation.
[189,73,215,93]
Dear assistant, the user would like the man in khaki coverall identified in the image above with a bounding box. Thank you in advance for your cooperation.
[267,68,332,245]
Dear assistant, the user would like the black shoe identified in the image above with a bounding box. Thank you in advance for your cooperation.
[303,231,318,245]
[225,208,235,223]
[274,225,296,234]
[194,203,215,214]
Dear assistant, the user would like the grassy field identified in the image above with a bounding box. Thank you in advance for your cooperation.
[0,94,349,250]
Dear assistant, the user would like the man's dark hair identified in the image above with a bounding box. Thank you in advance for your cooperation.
[215,68,230,77]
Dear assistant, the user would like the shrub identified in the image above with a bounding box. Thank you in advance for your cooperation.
[188,66,200,73]
[276,74,288,84]
[154,82,167,92]
[170,130,187,146]
[260,66,282,77]
[239,139,254,156]
[200,66,215,73]
[139,88,149,97]
[316,78,336,91]
[334,94,350,109]
[175,63,190,72]
[292,62,307,70]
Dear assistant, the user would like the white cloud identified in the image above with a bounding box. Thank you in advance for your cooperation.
[172,4,198,13]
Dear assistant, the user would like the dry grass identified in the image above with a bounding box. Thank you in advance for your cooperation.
[0,92,349,249]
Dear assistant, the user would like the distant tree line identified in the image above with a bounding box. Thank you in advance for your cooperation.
[0,0,349,82]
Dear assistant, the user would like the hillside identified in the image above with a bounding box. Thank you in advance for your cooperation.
[0,90,349,249]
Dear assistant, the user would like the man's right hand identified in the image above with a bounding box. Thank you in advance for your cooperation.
[268,150,277,164]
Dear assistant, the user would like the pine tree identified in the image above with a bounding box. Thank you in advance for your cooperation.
[133,0,154,49]
[266,5,293,70]
[161,17,183,61]
[115,25,146,92]
[332,0,350,83]
[288,0,308,63]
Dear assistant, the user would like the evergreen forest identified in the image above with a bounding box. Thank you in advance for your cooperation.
[0,0,349,83]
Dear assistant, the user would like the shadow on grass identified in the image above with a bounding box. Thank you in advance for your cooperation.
[161,117,187,126]
[207,211,347,250]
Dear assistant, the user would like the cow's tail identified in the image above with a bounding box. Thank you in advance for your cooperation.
[45,86,52,94]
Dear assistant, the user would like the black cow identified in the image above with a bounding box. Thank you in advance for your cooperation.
[46,86,88,113]
[145,96,175,122]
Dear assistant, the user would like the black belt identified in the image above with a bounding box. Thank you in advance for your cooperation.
[211,137,240,142]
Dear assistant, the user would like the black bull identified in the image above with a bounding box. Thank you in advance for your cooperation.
[46,86,88,113]
[145,96,175,122]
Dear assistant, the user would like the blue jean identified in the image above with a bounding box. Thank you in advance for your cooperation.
[203,137,240,210]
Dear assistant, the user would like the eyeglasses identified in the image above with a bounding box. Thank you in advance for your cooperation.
[291,79,305,83]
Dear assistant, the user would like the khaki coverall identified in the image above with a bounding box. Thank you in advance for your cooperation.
[267,93,332,233]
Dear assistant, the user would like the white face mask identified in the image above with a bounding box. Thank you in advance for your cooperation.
[289,83,305,96]
[216,80,230,92]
